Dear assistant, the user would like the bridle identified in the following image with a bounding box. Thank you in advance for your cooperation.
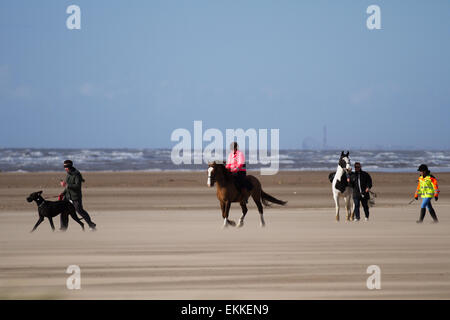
[339,156,351,172]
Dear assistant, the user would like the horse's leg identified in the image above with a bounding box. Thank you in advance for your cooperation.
[238,202,248,228]
[252,192,265,227]
[348,194,354,221]
[225,201,236,227]
[220,201,228,228]
[345,195,352,221]
[334,193,340,222]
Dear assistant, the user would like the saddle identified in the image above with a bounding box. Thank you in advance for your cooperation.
[232,174,253,192]
[243,176,253,191]
[329,172,349,193]
[328,172,335,183]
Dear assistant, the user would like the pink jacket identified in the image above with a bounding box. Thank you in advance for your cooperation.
[226,150,246,172]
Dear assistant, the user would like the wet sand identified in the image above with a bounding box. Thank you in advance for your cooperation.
[1,171,449,299]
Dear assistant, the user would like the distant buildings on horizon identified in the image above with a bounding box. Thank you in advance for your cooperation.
[300,125,437,151]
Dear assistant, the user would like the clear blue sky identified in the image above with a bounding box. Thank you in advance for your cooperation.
[1,0,449,149]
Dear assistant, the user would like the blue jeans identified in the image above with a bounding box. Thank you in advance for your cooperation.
[421,197,433,210]
[353,197,369,219]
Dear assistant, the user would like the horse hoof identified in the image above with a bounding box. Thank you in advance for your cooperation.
[260,222,266,228]
[228,220,236,227]
[237,221,244,228]
[336,216,340,222]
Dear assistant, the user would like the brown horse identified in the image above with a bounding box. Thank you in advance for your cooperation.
[207,162,287,228]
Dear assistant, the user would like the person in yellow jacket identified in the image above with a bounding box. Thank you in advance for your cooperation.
[414,164,439,223]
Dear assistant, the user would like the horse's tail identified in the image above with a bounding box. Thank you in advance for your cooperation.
[261,190,287,207]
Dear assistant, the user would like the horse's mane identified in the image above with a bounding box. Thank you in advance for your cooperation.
[335,155,349,182]
[214,163,231,182]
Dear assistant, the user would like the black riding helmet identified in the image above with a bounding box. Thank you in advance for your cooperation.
[417,164,428,172]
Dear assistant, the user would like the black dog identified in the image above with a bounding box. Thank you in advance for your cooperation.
[26,191,84,232]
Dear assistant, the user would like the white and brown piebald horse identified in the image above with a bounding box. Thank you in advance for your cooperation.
[330,151,354,221]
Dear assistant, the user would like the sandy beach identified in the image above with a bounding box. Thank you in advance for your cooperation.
[1,171,449,299]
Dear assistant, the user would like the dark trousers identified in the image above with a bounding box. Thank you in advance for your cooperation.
[72,199,95,226]
[353,197,369,219]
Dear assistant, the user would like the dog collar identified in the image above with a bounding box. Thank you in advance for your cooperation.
[38,201,46,208]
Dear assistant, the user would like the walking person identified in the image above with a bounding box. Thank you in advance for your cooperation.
[414,164,439,223]
[348,162,373,222]
[60,160,97,230]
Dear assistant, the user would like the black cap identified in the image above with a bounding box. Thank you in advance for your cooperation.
[63,160,73,168]
[417,164,428,172]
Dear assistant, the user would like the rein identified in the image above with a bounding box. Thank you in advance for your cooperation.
[212,165,229,186]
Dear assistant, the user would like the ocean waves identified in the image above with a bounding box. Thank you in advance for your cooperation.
[1,149,450,172]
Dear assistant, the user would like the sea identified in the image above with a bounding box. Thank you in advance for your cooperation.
[0,149,449,173]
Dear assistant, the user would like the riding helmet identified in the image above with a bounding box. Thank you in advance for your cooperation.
[417,164,428,172]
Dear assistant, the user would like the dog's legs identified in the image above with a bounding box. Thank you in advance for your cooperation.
[48,217,55,231]
[60,212,69,231]
[31,216,44,233]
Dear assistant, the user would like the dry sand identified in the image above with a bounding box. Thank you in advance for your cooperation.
[1,171,449,299]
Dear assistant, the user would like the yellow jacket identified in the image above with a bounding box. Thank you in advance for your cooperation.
[415,175,439,199]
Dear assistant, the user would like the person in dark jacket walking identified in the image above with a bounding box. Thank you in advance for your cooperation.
[347,162,373,221]
[60,160,96,230]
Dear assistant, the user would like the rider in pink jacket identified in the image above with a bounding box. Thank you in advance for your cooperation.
[226,144,246,173]
[226,142,251,194]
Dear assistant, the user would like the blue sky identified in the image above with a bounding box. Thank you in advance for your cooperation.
[0,0,449,149]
